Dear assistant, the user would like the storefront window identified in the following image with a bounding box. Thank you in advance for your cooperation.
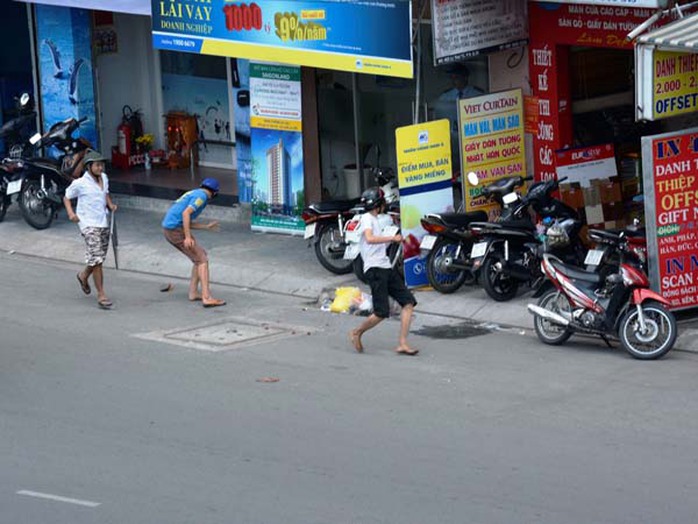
[316,23,488,200]
[160,51,233,168]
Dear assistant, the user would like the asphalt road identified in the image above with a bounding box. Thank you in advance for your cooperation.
[2,251,698,524]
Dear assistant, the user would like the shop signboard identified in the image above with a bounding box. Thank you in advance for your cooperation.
[642,126,698,310]
[460,89,526,219]
[555,144,617,187]
[636,49,698,121]
[151,0,413,79]
[430,0,528,64]
[34,4,99,150]
[395,119,454,288]
[250,62,305,235]
[531,0,667,7]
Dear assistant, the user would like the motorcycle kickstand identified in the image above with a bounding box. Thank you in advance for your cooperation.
[600,334,614,349]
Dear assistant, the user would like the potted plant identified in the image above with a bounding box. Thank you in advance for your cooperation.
[136,133,155,169]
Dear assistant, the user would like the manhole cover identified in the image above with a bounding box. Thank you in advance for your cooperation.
[412,322,491,339]
[133,317,315,352]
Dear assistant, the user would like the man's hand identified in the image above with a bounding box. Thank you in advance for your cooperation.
[393,234,403,243]
[206,220,220,232]
[183,237,195,249]
[68,213,80,223]
[108,203,118,212]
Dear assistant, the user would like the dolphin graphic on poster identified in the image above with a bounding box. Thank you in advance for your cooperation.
[43,39,65,79]
[68,58,85,105]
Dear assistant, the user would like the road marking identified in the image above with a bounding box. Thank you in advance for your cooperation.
[16,490,101,508]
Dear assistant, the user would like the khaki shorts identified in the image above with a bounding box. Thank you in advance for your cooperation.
[163,228,208,265]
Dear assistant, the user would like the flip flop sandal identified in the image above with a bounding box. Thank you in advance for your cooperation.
[202,300,226,308]
[396,349,419,356]
[98,299,113,310]
[77,273,91,295]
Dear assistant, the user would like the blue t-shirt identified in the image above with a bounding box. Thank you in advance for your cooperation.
[162,189,209,229]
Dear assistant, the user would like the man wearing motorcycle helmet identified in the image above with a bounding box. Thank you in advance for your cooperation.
[64,149,118,309]
[349,187,418,356]
[162,178,226,308]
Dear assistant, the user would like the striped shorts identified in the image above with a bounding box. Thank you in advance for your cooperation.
[82,227,110,267]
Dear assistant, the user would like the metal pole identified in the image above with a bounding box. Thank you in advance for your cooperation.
[352,72,362,191]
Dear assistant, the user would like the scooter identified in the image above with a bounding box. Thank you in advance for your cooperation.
[528,228,677,360]
[302,166,399,275]
[419,172,530,293]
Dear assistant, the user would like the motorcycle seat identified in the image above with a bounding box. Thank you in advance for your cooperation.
[470,219,535,231]
[439,210,488,228]
[308,198,361,214]
[549,257,602,284]
[481,176,522,197]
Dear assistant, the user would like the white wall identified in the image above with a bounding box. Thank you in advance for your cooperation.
[95,13,162,156]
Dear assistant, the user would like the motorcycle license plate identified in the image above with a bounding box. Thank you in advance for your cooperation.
[503,192,519,205]
[420,235,437,250]
[6,179,22,195]
[470,241,488,259]
[344,243,360,260]
[304,223,316,240]
[584,248,605,266]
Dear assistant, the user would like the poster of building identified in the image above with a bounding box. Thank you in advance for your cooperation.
[250,62,305,235]
[395,119,454,288]
[431,0,528,65]
[459,89,526,219]
[35,4,99,150]
[151,0,413,78]
[642,127,698,311]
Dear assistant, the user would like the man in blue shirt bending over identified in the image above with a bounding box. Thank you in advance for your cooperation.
[162,178,226,308]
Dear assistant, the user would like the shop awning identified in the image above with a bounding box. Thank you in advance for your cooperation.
[17,0,150,16]
[636,11,698,52]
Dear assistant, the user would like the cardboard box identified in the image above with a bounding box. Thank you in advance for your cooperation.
[600,181,622,204]
[585,204,604,225]
[602,201,624,221]
[560,185,585,209]
[583,186,601,206]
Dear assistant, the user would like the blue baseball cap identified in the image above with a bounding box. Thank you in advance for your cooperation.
[200,178,220,194]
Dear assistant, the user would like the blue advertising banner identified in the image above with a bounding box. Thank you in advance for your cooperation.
[232,58,253,202]
[35,5,98,151]
[151,0,413,78]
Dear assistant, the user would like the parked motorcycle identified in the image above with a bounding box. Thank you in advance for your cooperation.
[0,93,37,222]
[468,176,585,302]
[419,172,529,294]
[528,228,677,360]
[19,116,90,229]
[302,166,399,275]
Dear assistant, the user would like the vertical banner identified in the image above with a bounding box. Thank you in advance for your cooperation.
[232,58,253,202]
[35,4,98,149]
[460,89,525,219]
[250,62,305,235]
[396,119,454,288]
[642,127,698,311]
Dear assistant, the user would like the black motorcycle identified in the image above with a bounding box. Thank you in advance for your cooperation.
[0,93,37,222]
[419,172,531,293]
[469,176,585,302]
[19,116,90,230]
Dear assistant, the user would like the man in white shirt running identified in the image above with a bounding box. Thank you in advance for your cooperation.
[350,187,418,356]
[63,149,117,309]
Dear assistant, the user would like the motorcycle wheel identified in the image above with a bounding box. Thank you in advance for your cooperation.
[618,302,676,360]
[481,254,519,302]
[353,254,368,284]
[0,194,9,223]
[426,239,468,294]
[533,290,573,345]
[19,180,55,230]
[314,222,353,275]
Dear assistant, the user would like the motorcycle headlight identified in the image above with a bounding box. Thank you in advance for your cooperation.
[545,225,570,248]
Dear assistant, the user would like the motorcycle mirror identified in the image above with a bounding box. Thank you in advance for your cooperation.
[29,132,42,145]
[466,171,479,186]
[19,93,30,107]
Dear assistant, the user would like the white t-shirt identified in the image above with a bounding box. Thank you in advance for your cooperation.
[64,172,110,231]
[360,212,392,272]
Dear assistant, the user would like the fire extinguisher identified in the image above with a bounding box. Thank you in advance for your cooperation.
[117,122,131,156]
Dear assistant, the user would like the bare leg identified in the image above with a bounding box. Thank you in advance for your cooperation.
[350,314,383,353]
[189,265,201,300]
[198,262,225,307]
[395,304,417,355]
[92,264,110,304]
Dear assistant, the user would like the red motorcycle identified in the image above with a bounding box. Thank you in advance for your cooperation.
[528,228,677,360]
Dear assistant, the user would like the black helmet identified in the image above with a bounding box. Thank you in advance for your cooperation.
[83,149,107,165]
[360,187,385,211]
